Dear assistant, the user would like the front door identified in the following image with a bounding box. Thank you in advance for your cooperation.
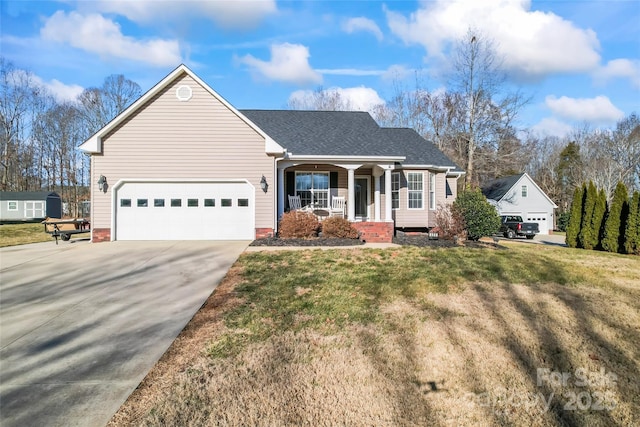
[354,176,370,220]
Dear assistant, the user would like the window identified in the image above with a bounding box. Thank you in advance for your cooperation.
[120,199,131,207]
[7,201,17,211]
[238,198,249,207]
[429,172,436,210]
[522,185,528,197]
[204,198,215,207]
[221,199,232,207]
[391,173,400,210]
[296,172,329,208]
[154,199,165,207]
[187,199,198,207]
[407,172,423,209]
[137,199,148,207]
[171,199,182,207]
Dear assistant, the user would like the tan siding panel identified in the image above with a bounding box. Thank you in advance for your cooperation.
[93,73,274,231]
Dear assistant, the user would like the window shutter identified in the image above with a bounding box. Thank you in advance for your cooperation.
[330,171,339,200]
[286,171,295,210]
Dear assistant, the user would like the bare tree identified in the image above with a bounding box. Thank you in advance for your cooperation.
[449,30,529,188]
[287,87,355,111]
[77,74,141,139]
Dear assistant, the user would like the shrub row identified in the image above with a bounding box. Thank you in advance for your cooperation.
[566,181,639,254]
[278,211,359,239]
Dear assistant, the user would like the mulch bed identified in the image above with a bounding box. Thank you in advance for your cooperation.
[250,234,498,248]
[249,237,365,246]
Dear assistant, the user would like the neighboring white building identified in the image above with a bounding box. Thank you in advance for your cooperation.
[481,173,558,235]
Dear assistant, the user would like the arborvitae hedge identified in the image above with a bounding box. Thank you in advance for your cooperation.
[602,182,629,253]
[593,189,608,249]
[578,182,598,250]
[623,191,640,255]
[566,184,585,248]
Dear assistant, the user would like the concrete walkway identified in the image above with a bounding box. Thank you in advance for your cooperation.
[0,239,248,427]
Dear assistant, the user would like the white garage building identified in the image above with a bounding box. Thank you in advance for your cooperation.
[482,173,558,235]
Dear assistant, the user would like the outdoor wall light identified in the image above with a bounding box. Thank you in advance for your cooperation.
[260,175,268,193]
[97,175,108,193]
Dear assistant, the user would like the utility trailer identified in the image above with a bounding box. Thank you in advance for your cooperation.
[42,218,90,244]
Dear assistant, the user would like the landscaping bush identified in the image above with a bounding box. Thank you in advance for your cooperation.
[434,204,466,239]
[623,191,639,255]
[602,182,629,253]
[320,216,359,239]
[452,188,501,241]
[278,211,320,239]
[557,211,570,232]
[566,184,585,248]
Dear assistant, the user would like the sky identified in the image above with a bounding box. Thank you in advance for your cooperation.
[1,0,639,138]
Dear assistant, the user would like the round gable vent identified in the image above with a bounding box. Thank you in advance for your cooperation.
[176,85,193,101]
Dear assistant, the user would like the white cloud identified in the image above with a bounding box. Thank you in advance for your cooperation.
[342,17,383,41]
[381,64,413,81]
[289,87,384,112]
[531,117,574,137]
[40,11,181,66]
[545,95,625,123]
[86,0,277,30]
[593,59,640,88]
[385,0,601,79]
[6,68,84,103]
[316,68,385,76]
[238,43,322,85]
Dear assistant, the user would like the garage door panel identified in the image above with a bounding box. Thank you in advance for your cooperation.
[526,213,548,235]
[115,182,255,240]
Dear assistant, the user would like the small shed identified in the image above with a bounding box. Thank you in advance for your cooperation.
[0,191,62,222]
[481,173,558,235]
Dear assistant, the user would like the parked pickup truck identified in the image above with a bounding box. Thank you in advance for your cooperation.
[500,215,539,239]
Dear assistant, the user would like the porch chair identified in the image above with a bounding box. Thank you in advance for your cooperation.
[329,196,346,218]
[288,194,303,211]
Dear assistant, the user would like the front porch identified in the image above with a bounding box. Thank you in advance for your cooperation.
[276,159,399,242]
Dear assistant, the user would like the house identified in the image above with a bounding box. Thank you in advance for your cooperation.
[0,191,62,222]
[79,64,463,243]
[481,173,558,234]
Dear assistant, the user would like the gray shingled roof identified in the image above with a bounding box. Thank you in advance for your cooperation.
[0,191,58,201]
[481,174,525,200]
[241,109,461,171]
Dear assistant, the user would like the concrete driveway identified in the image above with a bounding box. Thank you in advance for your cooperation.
[0,239,248,427]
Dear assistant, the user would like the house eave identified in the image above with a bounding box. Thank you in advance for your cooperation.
[287,154,406,163]
[79,135,101,153]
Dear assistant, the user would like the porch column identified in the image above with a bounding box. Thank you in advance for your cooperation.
[277,166,285,220]
[347,168,355,221]
[385,168,392,221]
[374,173,381,222]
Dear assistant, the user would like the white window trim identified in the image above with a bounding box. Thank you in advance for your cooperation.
[429,172,436,210]
[7,201,18,211]
[407,172,424,210]
[295,171,330,208]
[391,172,400,210]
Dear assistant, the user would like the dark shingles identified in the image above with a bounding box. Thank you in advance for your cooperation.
[0,191,57,201]
[241,109,461,170]
[481,174,525,200]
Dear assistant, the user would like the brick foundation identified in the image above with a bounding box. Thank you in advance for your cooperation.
[255,228,274,239]
[92,228,111,242]
[352,221,394,243]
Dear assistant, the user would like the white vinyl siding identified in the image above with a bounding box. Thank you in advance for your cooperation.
[407,172,423,209]
[91,72,274,234]
[7,201,17,210]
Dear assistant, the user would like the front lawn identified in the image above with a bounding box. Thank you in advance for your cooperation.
[109,243,640,426]
[0,223,54,247]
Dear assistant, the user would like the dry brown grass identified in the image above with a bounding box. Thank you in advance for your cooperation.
[108,244,639,427]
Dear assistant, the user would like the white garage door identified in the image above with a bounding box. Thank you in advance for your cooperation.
[115,181,255,240]
[526,213,549,235]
